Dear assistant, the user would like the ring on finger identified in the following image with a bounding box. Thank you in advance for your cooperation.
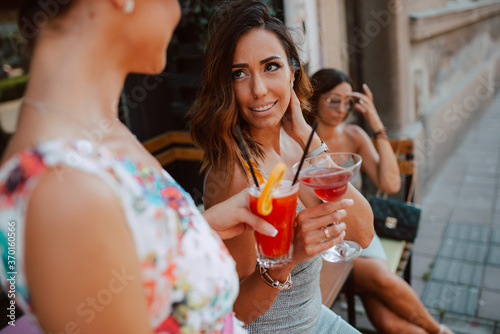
[323,226,331,239]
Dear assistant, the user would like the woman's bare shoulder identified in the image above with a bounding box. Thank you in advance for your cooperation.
[27,167,126,234]
[25,168,152,333]
[344,123,368,136]
[344,123,372,146]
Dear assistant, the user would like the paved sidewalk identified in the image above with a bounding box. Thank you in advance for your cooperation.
[413,91,500,334]
[332,92,500,333]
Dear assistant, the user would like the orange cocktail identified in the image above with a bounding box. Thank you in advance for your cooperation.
[248,180,299,268]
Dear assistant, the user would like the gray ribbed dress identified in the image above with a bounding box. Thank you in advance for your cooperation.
[203,168,360,333]
[245,256,360,333]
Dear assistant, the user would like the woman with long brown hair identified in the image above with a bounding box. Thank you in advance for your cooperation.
[190,1,373,332]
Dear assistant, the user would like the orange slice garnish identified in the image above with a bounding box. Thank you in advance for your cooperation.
[244,160,266,185]
[257,162,287,216]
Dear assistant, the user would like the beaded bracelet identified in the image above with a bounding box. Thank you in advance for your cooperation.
[257,264,293,290]
[373,128,388,140]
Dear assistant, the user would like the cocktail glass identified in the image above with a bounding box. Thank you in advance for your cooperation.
[248,179,299,268]
[294,153,362,262]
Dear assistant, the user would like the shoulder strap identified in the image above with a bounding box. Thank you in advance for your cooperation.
[203,165,213,196]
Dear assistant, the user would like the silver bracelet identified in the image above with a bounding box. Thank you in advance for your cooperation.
[257,264,293,290]
[307,141,329,158]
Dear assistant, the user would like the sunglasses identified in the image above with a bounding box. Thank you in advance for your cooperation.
[324,94,356,112]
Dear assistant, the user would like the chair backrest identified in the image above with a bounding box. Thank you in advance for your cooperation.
[371,137,417,203]
[142,131,203,167]
[371,138,414,175]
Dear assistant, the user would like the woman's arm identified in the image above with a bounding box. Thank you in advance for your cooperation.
[351,84,401,194]
[339,183,374,248]
[25,170,153,334]
[348,125,401,194]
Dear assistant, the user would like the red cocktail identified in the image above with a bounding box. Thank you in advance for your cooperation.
[295,153,362,262]
[249,180,299,268]
[298,167,354,202]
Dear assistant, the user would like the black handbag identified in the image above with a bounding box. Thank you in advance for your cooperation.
[368,156,421,242]
[369,195,421,242]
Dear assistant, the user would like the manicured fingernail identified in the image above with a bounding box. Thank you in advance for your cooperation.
[346,199,354,205]
[266,225,278,237]
[363,83,367,87]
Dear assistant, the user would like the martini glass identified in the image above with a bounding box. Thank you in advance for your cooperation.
[294,153,362,262]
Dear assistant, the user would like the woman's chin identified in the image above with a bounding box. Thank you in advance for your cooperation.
[320,119,341,127]
[137,55,167,75]
[150,59,167,74]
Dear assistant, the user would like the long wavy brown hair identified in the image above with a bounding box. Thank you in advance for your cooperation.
[189,0,312,185]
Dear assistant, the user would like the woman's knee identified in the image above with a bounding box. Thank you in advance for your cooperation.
[355,258,398,291]
[373,269,401,291]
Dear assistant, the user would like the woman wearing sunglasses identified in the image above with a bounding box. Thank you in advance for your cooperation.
[308,68,454,334]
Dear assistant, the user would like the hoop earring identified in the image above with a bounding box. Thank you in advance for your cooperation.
[123,0,135,13]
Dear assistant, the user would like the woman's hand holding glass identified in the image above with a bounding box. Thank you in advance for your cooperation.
[295,153,363,262]
[289,199,353,265]
[203,188,278,240]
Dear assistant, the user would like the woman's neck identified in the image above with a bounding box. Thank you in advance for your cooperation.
[23,34,127,127]
[251,124,282,156]
[316,120,341,141]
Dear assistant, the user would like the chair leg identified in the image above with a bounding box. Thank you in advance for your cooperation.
[346,269,356,326]
[404,252,412,284]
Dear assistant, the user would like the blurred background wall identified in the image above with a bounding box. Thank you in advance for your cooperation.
[1,0,499,199]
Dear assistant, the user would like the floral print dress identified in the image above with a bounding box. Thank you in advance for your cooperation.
[0,139,243,333]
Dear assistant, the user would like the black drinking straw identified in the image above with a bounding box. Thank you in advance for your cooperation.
[234,125,260,189]
[292,121,318,185]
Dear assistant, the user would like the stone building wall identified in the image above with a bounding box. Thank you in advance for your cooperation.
[343,0,500,194]
[408,1,500,192]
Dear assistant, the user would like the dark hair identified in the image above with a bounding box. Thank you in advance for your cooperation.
[308,68,353,124]
[0,0,75,47]
[179,0,199,16]
[189,0,312,181]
